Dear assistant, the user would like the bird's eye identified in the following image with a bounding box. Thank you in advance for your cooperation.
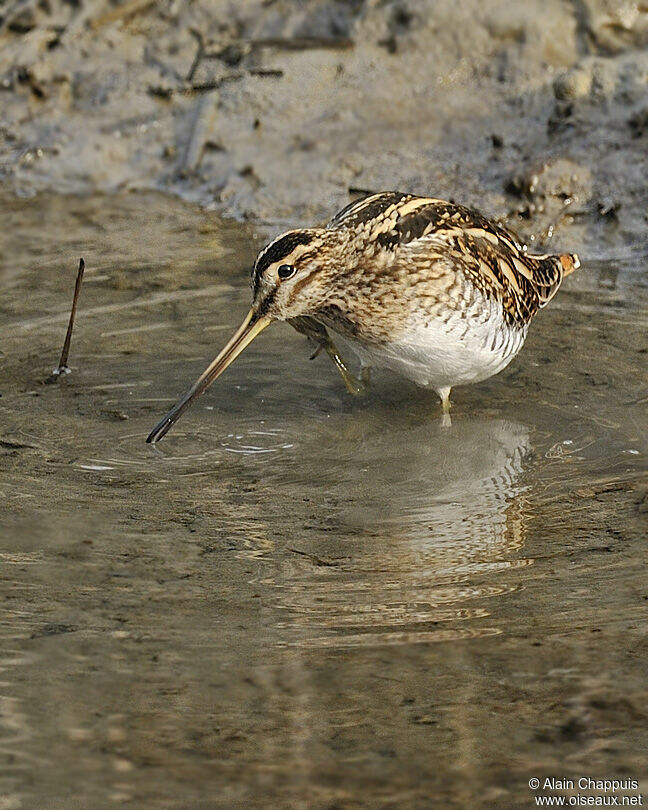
[277,264,296,280]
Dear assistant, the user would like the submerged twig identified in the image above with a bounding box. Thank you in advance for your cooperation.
[45,258,85,384]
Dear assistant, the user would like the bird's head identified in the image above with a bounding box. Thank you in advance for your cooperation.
[250,227,347,320]
[146,228,347,443]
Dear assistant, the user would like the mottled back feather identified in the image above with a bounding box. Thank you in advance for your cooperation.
[328,191,579,326]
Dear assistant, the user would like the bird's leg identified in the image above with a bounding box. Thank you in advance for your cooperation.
[438,386,452,427]
[289,316,369,397]
[323,341,369,397]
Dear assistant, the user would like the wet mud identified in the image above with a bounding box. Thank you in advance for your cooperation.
[0,193,646,808]
[1,1,648,256]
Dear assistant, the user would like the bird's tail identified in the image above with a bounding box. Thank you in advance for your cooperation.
[559,252,581,276]
[528,250,582,308]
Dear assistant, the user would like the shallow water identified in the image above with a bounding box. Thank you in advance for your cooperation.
[0,193,646,809]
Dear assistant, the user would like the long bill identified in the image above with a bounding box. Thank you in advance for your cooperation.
[146,309,272,443]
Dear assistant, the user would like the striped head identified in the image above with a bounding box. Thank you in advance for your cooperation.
[251,228,345,320]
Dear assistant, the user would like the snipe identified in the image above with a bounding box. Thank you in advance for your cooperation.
[147,192,580,442]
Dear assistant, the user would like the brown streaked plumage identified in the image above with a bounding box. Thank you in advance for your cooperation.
[147,192,580,442]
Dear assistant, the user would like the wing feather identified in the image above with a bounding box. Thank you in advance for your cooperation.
[414,231,576,323]
[329,192,579,326]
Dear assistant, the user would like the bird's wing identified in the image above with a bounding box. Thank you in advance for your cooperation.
[330,192,576,326]
[327,191,524,251]
[327,191,412,229]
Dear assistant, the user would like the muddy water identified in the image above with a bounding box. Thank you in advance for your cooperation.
[0,193,646,809]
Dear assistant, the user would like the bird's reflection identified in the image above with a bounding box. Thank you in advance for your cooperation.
[265,417,532,648]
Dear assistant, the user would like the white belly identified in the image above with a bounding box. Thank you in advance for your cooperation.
[335,300,527,393]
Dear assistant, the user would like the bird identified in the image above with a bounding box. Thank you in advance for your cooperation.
[146,191,580,443]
